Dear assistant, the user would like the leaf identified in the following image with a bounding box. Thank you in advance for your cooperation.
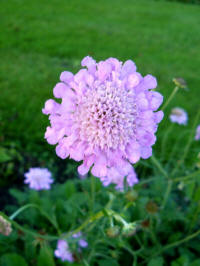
[37,245,55,266]
[0,253,28,266]
[185,181,195,199]
[64,180,76,199]
[194,187,200,202]
[148,257,164,266]
[9,188,27,204]
[171,255,189,266]
[98,259,119,266]
[191,259,200,266]
[0,147,12,163]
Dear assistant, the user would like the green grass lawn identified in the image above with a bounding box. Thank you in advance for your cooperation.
[0,0,200,150]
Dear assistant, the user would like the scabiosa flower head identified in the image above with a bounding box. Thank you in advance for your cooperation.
[195,125,200,141]
[24,167,53,190]
[54,240,74,262]
[169,107,188,125]
[43,56,164,189]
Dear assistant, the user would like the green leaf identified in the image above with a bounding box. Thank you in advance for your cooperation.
[191,259,200,266]
[9,188,27,204]
[194,187,200,202]
[98,259,119,266]
[0,147,12,163]
[185,182,195,199]
[171,255,189,266]
[148,257,164,266]
[64,180,76,199]
[0,253,28,266]
[37,245,55,266]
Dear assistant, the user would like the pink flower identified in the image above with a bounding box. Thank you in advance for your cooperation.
[72,231,88,248]
[54,240,74,262]
[24,168,53,190]
[195,125,200,141]
[169,107,188,125]
[43,56,163,189]
[55,232,88,262]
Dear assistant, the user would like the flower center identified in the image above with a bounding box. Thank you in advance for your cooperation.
[74,83,137,151]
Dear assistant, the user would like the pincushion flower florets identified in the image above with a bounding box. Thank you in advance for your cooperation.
[43,56,164,189]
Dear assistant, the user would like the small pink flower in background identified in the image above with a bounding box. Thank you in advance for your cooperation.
[43,56,163,189]
[195,125,200,140]
[24,168,53,190]
[55,232,88,262]
[169,107,188,125]
[72,231,88,248]
[54,240,74,262]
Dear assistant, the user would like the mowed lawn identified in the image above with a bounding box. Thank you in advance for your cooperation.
[0,0,200,150]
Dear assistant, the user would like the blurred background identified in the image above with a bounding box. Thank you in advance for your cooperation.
[0,0,200,198]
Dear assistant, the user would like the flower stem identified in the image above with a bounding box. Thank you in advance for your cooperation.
[151,155,168,178]
[161,123,174,160]
[161,179,173,209]
[9,203,60,234]
[9,204,34,220]
[171,108,200,177]
[159,229,200,255]
[173,169,200,183]
[1,211,58,241]
[162,86,179,111]
[90,175,96,214]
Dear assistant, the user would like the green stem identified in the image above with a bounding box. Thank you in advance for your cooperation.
[138,169,200,187]
[9,203,60,234]
[149,216,159,247]
[1,209,105,242]
[161,180,173,209]
[158,229,200,255]
[144,228,200,263]
[64,210,104,238]
[171,108,200,177]
[166,130,189,169]
[83,259,90,266]
[9,204,34,220]
[173,170,200,183]
[188,202,200,233]
[151,155,168,178]
[161,123,174,160]
[105,209,128,227]
[0,212,58,241]
[162,86,179,111]
[90,175,95,213]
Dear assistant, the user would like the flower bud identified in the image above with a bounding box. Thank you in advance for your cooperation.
[146,201,158,214]
[173,77,188,90]
[122,222,137,237]
[125,190,138,202]
[106,226,120,238]
[0,216,12,236]
[141,219,150,229]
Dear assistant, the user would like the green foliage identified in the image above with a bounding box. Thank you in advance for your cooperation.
[0,253,28,266]
[1,150,200,265]
[148,257,164,266]
[160,0,200,4]
[0,0,200,265]
[37,245,55,266]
